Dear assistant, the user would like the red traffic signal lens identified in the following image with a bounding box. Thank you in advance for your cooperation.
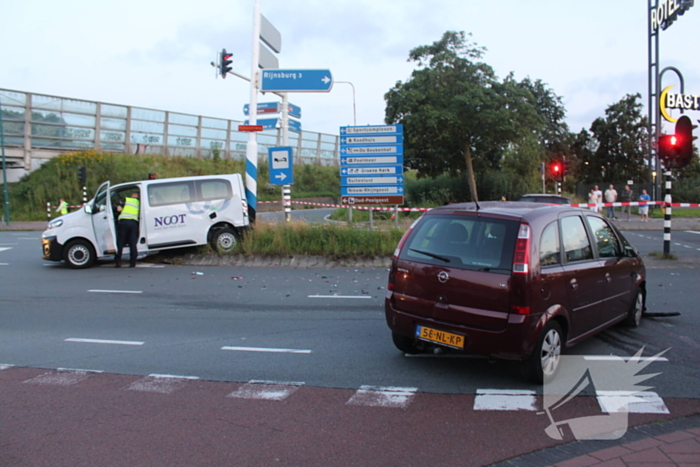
[552,164,560,173]
[670,135,678,146]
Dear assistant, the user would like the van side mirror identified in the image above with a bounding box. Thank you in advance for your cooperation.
[84,204,93,214]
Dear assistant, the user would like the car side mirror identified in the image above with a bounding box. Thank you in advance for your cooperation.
[624,245,639,258]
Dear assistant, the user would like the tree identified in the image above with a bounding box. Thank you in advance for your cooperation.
[384,31,544,201]
[579,94,649,183]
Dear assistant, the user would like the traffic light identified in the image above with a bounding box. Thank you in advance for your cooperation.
[220,48,233,79]
[550,162,561,177]
[148,173,157,180]
[561,157,570,177]
[77,166,87,186]
[674,115,697,169]
[658,134,681,167]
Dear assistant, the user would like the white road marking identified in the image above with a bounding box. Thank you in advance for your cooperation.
[65,338,144,346]
[0,364,13,370]
[583,355,669,362]
[23,369,97,386]
[308,294,372,299]
[126,374,199,394]
[227,380,304,401]
[473,389,538,411]
[685,230,700,235]
[221,346,311,354]
[0,247,11,252]
[596,390,669,414]
[0,263,9,266]
[88,289,143,294]
[346,385,418,409]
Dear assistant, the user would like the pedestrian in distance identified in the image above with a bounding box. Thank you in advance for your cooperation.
[56,198,68,216]
[115,191,140,268]
[638,189,651,222]
[588,188,598,212]
[593,185,603,213]
[604,184,618,219]
[620,185,634,220]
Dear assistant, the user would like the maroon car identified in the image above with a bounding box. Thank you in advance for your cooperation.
[385,201,646,383]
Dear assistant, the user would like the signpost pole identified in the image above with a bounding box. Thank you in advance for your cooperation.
[0,95,10,226]
[245,0,262,224]
[281,93,292,222]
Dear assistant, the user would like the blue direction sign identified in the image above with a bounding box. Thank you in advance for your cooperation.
[340,134,403,145]
[340,155,404,166]
[341,166,404,176]
[268,147,294,185]
[341,175,404,186]
[261,69,333,92]
[341,186,404,196]
[340,145,403,156]
[340,124,403,136]
[243,102,279,116]
[287,103,302,119]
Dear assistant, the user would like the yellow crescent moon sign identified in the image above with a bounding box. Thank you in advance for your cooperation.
[660,85,677,123]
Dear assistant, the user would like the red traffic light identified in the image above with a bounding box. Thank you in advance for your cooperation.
[220,48,233,79]
[551,163,561,173]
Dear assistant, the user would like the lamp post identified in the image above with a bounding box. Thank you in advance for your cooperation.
[0,95,10,226]
[334,81,356,125]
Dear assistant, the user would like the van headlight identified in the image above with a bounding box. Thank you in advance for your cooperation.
[46,219,63,230]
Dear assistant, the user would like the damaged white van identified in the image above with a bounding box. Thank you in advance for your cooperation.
[42,174,249,268]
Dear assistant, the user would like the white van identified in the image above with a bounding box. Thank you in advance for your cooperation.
[42,174,249,268]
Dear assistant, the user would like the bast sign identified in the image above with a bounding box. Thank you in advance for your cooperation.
[660,85,700,122]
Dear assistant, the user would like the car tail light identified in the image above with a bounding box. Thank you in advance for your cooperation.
[512,223,531,275]
[510,305,531,315]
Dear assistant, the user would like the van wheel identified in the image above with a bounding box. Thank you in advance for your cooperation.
[521,321,563,384]
[392,332,422,354]
[64,240,95,269]
[624,290,644,327]
[210,228,238,254]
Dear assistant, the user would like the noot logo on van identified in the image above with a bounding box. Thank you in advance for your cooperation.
[154,214,187,228]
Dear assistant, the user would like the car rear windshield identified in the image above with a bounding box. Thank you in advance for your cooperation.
[399,214,519,273]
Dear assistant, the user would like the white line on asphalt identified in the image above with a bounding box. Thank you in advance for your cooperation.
[0,247,11,252]
[346,385,418,408]
[307,294,372,299]
[221,346,312,354]
[474,389,538,411]
[583,355,669,362]
[685,230,700,235]
[65,338,144,346]
[57,367,104,373]
[148,373,200,380]
[88,289,143,294]
[0,263,9,266]
[227,380,305,401]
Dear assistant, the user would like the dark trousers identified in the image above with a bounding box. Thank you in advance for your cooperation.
[115,219,139,266]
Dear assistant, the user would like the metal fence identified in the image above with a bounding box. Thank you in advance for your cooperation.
[0,88,340,173]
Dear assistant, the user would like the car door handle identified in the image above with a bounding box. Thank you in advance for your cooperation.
[605,272,612,283]
[570,278,578,290]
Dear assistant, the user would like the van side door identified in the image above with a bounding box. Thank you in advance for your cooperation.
[91,181,117,256]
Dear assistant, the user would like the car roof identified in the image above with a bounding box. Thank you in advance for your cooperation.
[429,201,584,222]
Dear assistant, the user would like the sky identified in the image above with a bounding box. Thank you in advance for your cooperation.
[2,0,699,138]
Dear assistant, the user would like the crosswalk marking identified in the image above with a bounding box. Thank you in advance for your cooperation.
[346,385,418,409]
[126,374,199,394]
[227,380,304,401]
[596,390,669,414]
[474,389,537,411]
[22,369,97,386]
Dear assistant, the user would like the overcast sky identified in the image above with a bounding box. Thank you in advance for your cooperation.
[2,0,698,137]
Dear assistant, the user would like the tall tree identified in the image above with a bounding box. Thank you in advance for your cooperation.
[384,31,544,201]
[581,94,649,183]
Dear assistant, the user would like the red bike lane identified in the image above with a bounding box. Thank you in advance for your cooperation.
[2,367,699,467]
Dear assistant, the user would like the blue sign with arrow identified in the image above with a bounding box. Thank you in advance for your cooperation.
[261,69,333,92]
[268,147,294,185]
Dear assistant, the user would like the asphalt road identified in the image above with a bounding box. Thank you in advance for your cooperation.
[1,225,700,466]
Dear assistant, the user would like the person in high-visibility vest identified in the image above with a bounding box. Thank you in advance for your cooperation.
[115,192,140,268]
[56,198,68,216]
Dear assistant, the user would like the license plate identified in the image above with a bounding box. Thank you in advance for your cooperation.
[415,325,465,350]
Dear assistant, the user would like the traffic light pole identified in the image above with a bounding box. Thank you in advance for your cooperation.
[663,171,673,258]
[0,101,10,226]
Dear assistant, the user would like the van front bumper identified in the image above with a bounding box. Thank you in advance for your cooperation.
[42,236,64,261]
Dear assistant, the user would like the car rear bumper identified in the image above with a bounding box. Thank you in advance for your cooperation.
[385,294,541,360]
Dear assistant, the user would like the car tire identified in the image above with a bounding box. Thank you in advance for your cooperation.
[391,332,422,354]
[63,239,95,269]
[623,290,644,327]
[521,321,563,384]
[210,227,238,254]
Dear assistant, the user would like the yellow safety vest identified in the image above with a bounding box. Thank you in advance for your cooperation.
[58,201,68,215]
[119,197,140,221]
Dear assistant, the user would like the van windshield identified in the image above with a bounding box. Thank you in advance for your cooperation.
[399,215,519,273]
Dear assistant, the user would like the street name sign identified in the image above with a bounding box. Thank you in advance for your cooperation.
[245,118,301,133]
[341,195,404,205]
[340,125,403,135]
[341,166,404,176]
[261,69,333,92]
[244,102,302,119]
